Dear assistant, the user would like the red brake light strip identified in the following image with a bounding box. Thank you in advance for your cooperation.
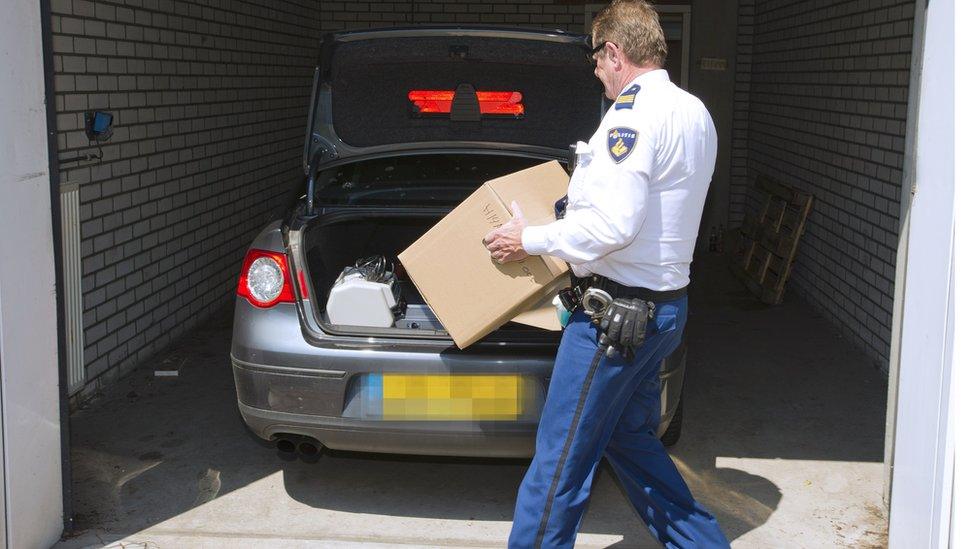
[408,90,524,116]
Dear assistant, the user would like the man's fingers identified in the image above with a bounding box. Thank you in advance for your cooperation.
[510,201,524,220]
[494,250,528,264]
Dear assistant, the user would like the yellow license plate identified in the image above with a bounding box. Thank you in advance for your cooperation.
[378,374,531,420]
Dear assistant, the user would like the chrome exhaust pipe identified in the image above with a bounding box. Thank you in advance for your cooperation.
[275,436,297,453]
[297,438,323,457]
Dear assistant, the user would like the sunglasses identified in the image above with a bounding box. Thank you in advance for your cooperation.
[587,37,609,63]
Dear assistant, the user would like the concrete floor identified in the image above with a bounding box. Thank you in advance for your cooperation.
[56,255,889,548]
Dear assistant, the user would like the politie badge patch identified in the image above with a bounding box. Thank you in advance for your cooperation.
[614,84,641,110]
[607,127,638,163]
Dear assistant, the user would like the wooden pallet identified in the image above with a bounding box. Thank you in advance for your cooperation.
[729,175,814,305]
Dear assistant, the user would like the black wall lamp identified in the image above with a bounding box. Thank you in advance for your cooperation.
[61,110,114,164]
[84,110,113,142]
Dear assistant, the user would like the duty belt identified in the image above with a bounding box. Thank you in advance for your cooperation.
[569,274,687,303]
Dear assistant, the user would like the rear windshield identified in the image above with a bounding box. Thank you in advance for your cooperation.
[314,154,545,207]
[322,35,604,150]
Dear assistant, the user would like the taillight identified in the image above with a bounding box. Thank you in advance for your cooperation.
[408,90,524,116]
[236,249,305,308]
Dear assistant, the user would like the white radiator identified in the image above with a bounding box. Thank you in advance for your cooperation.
[60,184,85,395]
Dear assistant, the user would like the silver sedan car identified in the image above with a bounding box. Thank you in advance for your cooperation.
[231,27,687,458]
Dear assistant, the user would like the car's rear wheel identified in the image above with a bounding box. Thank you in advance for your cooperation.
[660,394,683,447]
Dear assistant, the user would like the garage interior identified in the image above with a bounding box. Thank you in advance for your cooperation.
[47,0,914,546]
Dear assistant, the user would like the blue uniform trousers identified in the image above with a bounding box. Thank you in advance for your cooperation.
[508,296,729,548]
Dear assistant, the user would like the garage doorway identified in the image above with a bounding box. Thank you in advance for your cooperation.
[44,0,946,546]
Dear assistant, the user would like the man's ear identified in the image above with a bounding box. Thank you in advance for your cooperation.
[606,42,623,68]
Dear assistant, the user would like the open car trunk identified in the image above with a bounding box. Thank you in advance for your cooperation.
[302,210,560,342]
[297,27,605,345]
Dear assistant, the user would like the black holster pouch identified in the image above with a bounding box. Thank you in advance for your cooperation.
[597,298,654,361]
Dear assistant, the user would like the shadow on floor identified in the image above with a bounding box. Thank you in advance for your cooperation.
[64,254,886,546]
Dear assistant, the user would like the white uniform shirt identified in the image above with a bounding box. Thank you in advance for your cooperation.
[521,69,717,291]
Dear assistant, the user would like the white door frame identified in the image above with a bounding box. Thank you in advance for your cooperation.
[887,0,955,546]
[0,0,65,546]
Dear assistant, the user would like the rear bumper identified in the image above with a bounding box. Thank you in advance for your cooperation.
[233,353,685,458]
[237,401,538,458]
[231,298,685,457]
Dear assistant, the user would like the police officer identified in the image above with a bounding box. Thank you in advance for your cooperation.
[483,1,730,547]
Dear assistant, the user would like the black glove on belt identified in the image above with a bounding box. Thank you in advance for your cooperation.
[597,298,655,361]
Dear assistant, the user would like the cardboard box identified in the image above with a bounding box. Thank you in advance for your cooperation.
[398,161,570,349]
[508,275,571,331]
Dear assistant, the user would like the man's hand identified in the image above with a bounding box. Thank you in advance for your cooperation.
[484,201,529,264]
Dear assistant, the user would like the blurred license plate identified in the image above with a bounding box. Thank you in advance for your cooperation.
[365,374,531,420]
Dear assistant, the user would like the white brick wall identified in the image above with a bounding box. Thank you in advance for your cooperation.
[52,0,321,396]
[731,0,754,225]
[731,0,915,368]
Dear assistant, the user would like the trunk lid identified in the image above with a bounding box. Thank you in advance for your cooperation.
[305,28,605,169]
